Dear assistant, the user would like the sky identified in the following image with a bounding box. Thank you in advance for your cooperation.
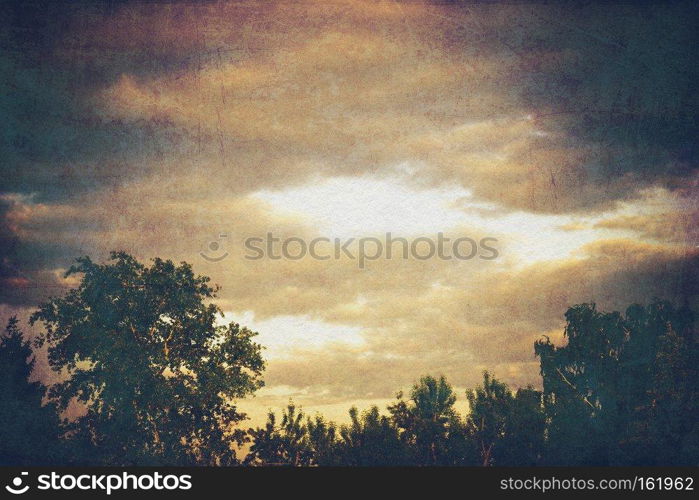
[1,0,697,424]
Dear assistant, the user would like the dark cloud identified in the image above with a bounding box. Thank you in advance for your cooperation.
[501,3,698,206]
[2,1,697,209]
[0,196,76,306]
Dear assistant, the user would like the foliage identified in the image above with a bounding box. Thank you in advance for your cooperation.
[467,372,544,465]
[535,300,697,465]
[0,317,65,465]
[334,406,408,465]
[1,251,695,466]
[245,403,316,466]
[29,252,265,465]
[388,375,472,465]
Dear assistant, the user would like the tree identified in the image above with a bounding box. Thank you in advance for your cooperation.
[535,300,697,465]
[246,403,411,466]
[504,387,546,465]
[389,375,470,465]
[306,414,338,465]
[336,406,408,466]
[467,372,511,466]
[642,308,698,465]
[535,303,630,464]
[30,252,265,465]
[467,372,544,466]
[0,317,64,465]
[245,403,315,466]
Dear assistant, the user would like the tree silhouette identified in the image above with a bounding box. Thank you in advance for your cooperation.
[467,372,544,466]
[642,307,698,465]
[2,251,693,469]
[305,413,338,465]
[0,317,64,465]
[503,387,546,465]
[535,300,697,466]
[246,404,408,466]
[389,375,471,465]
[29,252,265,465]
[336,406,408,465]
[245,403,315,466]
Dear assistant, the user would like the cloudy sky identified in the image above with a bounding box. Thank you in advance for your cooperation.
[1,0,697,423]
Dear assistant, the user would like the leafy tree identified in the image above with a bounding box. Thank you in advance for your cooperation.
[536,304,630,464]
[245,403,314,466]
[389,375,470,465]
[30,252,265,465]
[467,372,512,466]
[0,317,64,465]
[246,404,408,466]
[535,300,697,466]
[503,387,546,465]
[467,372,544,466]
[642,310,698,465]
[336,406,408,466]
[306,414,338,465]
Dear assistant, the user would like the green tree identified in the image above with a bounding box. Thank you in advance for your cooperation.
[0,317,64,465]
[642,309,698,465]
[536,304,629,464]
[504,387,546,465]
[389,375,469,465]
[30,252,265,465]
[535,301,697,465]
[467,372,544,466]
[245,403,314,466]
[335,406,408,465]
[467,372,511,466]
[306,414,338,465]
[246,404,344,466]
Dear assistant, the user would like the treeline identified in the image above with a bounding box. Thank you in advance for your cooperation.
[244,373,545,466]
[0,252,697,466]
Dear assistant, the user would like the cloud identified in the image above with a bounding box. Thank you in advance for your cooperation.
[594,211,699,245]
[227,238,698,405]
[1,0,698,418]
[85,2,696,215]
